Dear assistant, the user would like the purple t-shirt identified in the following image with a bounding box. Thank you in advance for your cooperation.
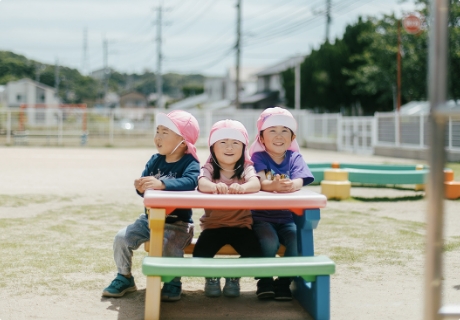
[251,150,315,224]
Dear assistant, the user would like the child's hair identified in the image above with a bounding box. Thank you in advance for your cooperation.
[210,145,246,180]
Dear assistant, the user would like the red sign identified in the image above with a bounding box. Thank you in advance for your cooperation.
[403,14,422,34]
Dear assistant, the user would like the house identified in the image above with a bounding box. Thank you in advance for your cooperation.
[241,55,305,109]
[204,67,260,103]
[0,85,6,108]
[119,91,148,108]
[3,78,59,108]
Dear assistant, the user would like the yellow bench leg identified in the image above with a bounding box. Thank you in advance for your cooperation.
[145,276,162,320]
[145,208,166,320]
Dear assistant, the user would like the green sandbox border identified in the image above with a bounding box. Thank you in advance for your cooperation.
[309,163,429,185]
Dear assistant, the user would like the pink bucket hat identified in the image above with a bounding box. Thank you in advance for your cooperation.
[155,110,200,162]
[208,119,252,164]
[249,106,300,156]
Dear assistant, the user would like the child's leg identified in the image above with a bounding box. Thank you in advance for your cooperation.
[161,221,194,302]
[103,214,149,297]
[114,214,150,275]
[276,222,298,257]
[193,228,228,257]
[274,222,298,301]
[163,221,194,257]
[228,227,263,258]
[193,228,229,298]
[252,220,280,257]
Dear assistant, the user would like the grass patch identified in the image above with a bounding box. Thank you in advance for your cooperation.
[444,236,460,252]
[316,209,426,268]
[0,203,144,296]
[0,194,71,207]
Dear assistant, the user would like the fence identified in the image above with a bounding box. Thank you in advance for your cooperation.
[1,107,460,157]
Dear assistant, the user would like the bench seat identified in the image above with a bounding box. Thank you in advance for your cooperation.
[143,255,334,283]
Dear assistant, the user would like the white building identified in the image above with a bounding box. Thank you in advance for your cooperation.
[240,55,306,109]
[204,67,260,103]
[3,78,59,108]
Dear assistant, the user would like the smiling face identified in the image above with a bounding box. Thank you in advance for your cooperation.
[260,125,296,157]
[212,138,244,168]
[154,125,185,156]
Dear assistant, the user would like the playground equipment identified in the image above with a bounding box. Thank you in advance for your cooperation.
[320,169,351,200]
[142,189,333,320]
[310,162,460,200]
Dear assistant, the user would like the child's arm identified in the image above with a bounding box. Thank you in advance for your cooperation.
[198,177,229,194]
[228,176,260,194]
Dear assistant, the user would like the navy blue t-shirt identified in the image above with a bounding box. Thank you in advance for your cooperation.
[137,153,200,224]
[251,151,314,224]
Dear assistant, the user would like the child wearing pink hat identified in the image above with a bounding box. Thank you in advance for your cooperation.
[193,119,263,298]
[249,107,314,301]
[103,110,200,302]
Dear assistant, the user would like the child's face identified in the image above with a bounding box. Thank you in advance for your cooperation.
[260,126,295,155]
[154,125,185,155]
[212,139,244,166]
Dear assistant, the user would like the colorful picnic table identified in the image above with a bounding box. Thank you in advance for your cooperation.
[142,188,332,320]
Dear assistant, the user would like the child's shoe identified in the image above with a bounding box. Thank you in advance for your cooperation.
[256,277,275,299]
[204,277,221,297]
[102,274,137,297]
[161,280,182,301]
[274,277,292,301]
[223,278,240,297]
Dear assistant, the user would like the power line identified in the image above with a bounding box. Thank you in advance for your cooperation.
[166,0,218,37]
[242,0,373,47]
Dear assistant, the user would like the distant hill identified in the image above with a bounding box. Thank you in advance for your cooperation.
[0,51,204,105]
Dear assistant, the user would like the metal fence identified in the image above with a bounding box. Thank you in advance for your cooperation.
[1,108,459,155]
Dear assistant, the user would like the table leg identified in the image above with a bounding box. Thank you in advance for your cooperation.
[145,208,166,320]
[294,209,320,256]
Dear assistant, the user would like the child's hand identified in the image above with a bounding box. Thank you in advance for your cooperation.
[215,182,229,194]
[228,183,246,194]
[272,174,295,193]
[135,176,165,192]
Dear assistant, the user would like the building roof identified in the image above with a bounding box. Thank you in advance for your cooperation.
[400,100,460,115]
[9,78,56,91]
[257,55,306,77]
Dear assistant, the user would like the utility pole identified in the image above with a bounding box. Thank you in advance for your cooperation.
[235,0,242,109]
[103,37,109,102]
[325,0,331,42]
[397,20,402,111]
[295,55,301,110]
[35,63,45,83]
[82,28,88,75]
[55,58,60,100]
[156,5,164,109]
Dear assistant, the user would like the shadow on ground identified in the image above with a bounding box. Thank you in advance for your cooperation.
[103,289,312,320]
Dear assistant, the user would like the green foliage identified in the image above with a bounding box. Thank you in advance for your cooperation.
[0,51,35,84]
[283,2,460,115]
[0,50,205,106]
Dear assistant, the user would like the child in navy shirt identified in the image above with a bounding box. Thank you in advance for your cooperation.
[102,110,200,302]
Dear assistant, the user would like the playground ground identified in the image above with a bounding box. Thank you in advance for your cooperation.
[0,146,459,320]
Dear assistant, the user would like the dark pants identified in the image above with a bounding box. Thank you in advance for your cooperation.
[193,227,263,258]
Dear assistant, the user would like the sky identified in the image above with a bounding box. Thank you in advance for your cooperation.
[0,0,419,77]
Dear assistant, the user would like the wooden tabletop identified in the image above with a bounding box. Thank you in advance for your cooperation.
[143,188,327,215]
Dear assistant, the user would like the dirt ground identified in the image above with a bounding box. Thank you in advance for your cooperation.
[0,146,459,320]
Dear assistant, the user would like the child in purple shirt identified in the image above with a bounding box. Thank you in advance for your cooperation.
[249,107,314,301]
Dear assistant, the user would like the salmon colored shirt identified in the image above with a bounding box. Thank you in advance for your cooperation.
[198,162,258,230]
